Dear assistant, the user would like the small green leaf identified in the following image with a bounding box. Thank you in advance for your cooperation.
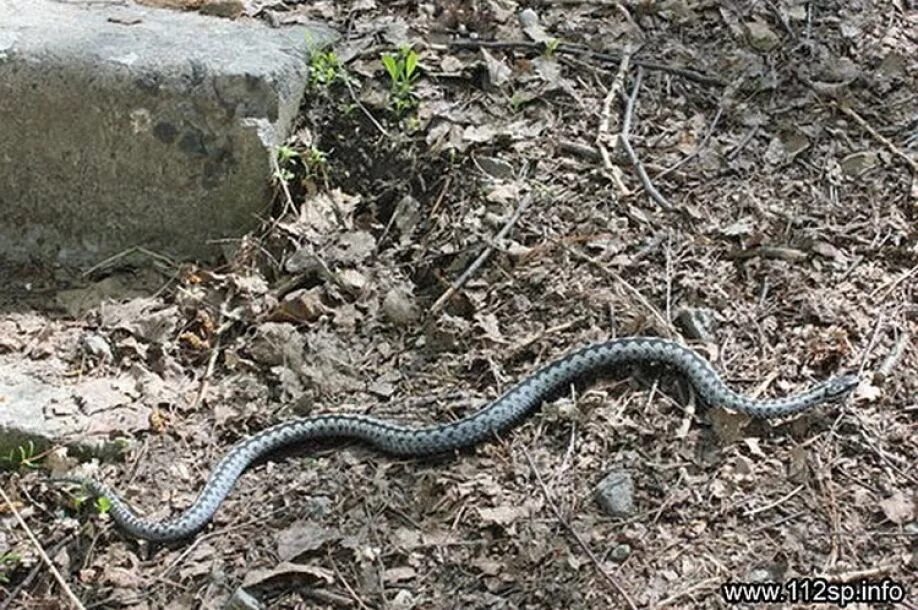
[95,496,112,514]
[405,50,418,78]
[381,54,398,80]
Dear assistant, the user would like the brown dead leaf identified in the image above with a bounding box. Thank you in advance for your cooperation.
[879,491,915,525]
[471,556,502,576]
[477,505,528,527]
[480,48,511,88]
[270,287,330,324]
[383,566,416,583]
[241,562,335,589]
[276,521,340,561]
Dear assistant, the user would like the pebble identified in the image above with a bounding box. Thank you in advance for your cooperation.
[383,287,421,326]
[594,470,635,518]
[224,587,263,610]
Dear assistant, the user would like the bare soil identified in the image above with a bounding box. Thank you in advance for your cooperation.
[2,1,916,609]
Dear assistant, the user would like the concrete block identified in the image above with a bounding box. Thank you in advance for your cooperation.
[0,356,146,457]
[0,0,336,266]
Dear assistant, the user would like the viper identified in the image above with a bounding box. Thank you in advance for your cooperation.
[57,337,858,542]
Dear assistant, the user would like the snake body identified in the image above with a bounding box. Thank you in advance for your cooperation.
[60,337,858,542]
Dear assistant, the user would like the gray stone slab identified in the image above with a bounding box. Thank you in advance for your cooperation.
[0,0,336,266]
[0,355,150,458]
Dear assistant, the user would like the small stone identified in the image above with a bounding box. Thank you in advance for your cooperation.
[248,322,305,367]
[391,589,415,610]
[277,287,329,323]
[839,151,879,176]
[334,269,369,296]
[225,587,263,610]
[609,543,631,562]
[747,567,774,582]
[746,19,780,51]
[595,470,635,518]
[383,287,421,326]
[329,231,376,265]
[518,8,550,42]
[476,156,514,180]
[80,332,113,362]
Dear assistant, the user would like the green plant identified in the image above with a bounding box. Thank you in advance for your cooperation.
[94,496,112,514]
[274,144,328,185]
[274,145,300,183]
[381,46,420,115]
[543,38,561,57]
[0,441,41,470]
[0,551,21,584]
[309,49,343,88]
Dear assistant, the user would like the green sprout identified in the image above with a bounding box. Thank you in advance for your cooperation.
[381,46,420,115]
[309,49,343,88]
[94,496,112,514]
[274,145,300,183]
[0,441,41,471]
[0,552,21,584]
[274,144,328,185]
[543,38,561,57]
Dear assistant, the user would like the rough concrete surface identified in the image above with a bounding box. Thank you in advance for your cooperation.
[0,0,336,266]
[0,356,149,458]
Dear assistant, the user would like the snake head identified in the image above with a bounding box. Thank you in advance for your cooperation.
[823,373,860,401]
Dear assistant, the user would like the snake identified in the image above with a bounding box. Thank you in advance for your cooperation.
[56,337,859,542]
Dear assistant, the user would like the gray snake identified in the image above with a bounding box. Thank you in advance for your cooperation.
[57,337,858,542]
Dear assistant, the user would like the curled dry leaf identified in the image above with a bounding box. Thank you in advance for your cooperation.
[879,491,915,525]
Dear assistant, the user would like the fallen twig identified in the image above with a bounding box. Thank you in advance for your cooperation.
[876,329,909,382]
[445,39,726,87]
[870,261,918,301]
[743,485,804,518]
[428,194,533,317]
[564,244,678,338]
[818,561,904,582]
[343,75,392,139]
[726,245,809,262]
[0,485,86,610]
[596,49,632,194]
[656,577,720,608]
[656,102,724,179]
[835,103,918,174]
[620,68,673,210]
[328,552,373,610]
[522,449,637,610]
[0,533,77,610]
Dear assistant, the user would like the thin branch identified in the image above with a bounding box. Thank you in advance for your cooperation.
[444,39,726,87]
[0,534,76,610]
[742,484,804,518]
[0,485,86,610]
[271,153,298,219]
[656,577,720,607]
[835,103,918,173]
[877,329,909,382]
[596,49,632,194]
[620,68,673,210]
[656,102,725,179]
[870,261,918,301]
[189,288,234,413]
[564,244,678,338]
[343,75,391,139]
[522,449,637,610]
[428,194,533,317]
[327,552,373,610]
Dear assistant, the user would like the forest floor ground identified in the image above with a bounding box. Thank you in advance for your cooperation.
[2,1,916,608]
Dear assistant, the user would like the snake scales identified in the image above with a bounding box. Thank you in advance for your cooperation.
[58,337,858,542]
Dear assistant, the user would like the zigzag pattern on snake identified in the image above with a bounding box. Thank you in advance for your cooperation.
[56,337,859,542]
